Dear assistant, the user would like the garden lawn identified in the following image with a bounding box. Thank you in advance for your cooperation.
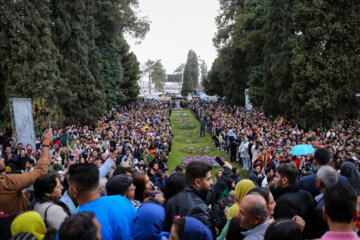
[168,109,249,179]
[0,122,8,129]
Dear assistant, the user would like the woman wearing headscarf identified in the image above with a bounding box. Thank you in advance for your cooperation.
[226,179,256,219]
[133,201,170,240]
[340,162,360,193]
[217,180,256,240]
[170,216,212,240]
[11,211,47,240]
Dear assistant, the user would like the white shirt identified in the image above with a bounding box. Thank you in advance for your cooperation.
[261,177,268,188]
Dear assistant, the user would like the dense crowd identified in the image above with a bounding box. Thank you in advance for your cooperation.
[0,99,359,240]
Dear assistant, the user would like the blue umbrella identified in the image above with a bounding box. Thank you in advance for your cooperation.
[289,144,315,156]
[154,118,160,122]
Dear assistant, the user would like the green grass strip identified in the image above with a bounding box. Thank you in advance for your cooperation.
[168,109,249,178]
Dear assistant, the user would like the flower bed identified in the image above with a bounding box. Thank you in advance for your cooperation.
[175,130,200,135]
[176,137,206,143]
[182,155,225,167]
[181,146,214,154]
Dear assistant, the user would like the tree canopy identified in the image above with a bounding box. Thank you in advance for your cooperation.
[204,0,360,128]
[0,0,149,128]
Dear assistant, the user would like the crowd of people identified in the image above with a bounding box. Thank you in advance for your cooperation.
[0,99,359,240]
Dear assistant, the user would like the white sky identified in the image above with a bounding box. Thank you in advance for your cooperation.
[126,0,220,74]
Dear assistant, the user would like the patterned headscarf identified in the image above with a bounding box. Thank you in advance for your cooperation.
[341,162,360,193]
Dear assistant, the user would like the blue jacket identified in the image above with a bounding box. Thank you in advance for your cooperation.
[299,173,349,198]
[249,171,259,186]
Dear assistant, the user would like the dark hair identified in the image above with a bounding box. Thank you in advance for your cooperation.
[314,148,330,166]
[264,219,302,240]
[324,182,357,223]
[172,217,185,240]
[185,161,212,185]
[133,172,147,202]
[53,163,61,171]
[265,167,272,175]
[248,187,270,205]
[58,212,98,240]
[34,174,59,200]
[113,166,132,176]
[106,175,133,196]
[175,165,183,172]
[26,159,34,165]
[276,163,298,185]
[164,172,186,200]
[253,163,259,169]
[68,164,99,192]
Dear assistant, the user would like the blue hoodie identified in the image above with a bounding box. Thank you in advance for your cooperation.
[182,217,212,240]
[133,203,170,240]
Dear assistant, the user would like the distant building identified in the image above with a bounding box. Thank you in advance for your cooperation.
[138,74,183,97]
[164,82,182,95]
[167,74,182,83]
[138,76,155,96]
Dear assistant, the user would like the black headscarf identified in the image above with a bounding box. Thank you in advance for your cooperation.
[341,162,360,194]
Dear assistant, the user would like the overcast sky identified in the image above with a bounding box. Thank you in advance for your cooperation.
[126,0,220,74]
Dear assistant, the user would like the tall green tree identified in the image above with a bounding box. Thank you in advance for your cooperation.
[206,0,266,107]
[0,0,14,114]
[143,59,166,93]
[95,0,149,107]
[3,0,64,129]
[118,38,140,103]
[181,50,199,95]
[234,0,269,108]
[181,65,193,96]
[50,0,106,125]
[263,0,295,116]
[290,0,360,128]
[188,50,199,90]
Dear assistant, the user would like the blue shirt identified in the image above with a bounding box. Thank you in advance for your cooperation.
[60,190,77,215]
[78,195,136,240]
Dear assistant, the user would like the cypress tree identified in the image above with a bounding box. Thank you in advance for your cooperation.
[187,50,199,90]
[95,0,125,108]
[181,65,193,96]
[181,50,199,95]
[290,0,360,128]
[4,0,64,129]
[0,0,14,114]
[50,0,106,125]
[118,37,140,103]
[263,0,295,116]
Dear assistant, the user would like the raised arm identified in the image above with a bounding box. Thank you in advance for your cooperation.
[2,129,52,191]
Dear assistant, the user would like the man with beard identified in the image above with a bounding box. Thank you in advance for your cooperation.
[164,160,233,237]
[270,163,315,238]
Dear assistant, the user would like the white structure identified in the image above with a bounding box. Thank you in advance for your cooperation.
[164,82,182,95]
[9,98,36,150]
[138,76,156,95]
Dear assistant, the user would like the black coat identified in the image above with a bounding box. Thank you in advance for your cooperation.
[271,183,315,239]
[310,196,328,239]
[164,168,232,235]
[271,183,314,220]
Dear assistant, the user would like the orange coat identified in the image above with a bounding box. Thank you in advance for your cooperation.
[0,153,49,214]
[257,153,271,172]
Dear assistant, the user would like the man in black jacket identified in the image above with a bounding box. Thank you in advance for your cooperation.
[270,163,315,238]
[164,160,233,236]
